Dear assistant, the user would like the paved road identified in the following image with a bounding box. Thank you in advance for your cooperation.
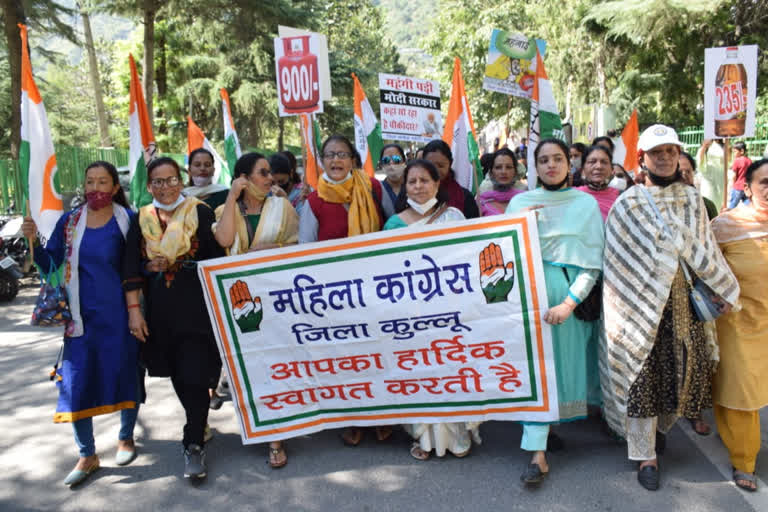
[1,284,766,512]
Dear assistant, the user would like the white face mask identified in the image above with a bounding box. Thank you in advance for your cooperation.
[385,164,405,181]
[153,195,186,211]
[192,175,212,187]
[407,197,438,215]
[608,176,627,191]
[571,157,582,170]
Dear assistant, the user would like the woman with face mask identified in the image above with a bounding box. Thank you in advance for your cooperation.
[601,125,739,491]
[21,161,141,486]
[214,153,297,256]
[505,138,605,487]
[298,134,383,244]
[183,148,229,210]
[576,146,621,221]
[378,144,407,219]
[711,158,768,492]
[123,157,226,480]
[477,148,523,216]
[609,164,632,192]
[382,160,472,459]
[383,159,465,230]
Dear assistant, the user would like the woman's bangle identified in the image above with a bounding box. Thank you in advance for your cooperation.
[127,304,140,310]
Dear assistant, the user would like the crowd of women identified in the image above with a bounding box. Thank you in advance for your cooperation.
[23,125,766,493]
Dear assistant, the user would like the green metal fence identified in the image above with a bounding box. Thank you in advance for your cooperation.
[0,146,185,214]
[678,122,768,158]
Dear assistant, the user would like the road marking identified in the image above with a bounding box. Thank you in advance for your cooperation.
[681,412,768,511]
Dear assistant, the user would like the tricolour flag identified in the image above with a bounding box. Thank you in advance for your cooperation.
[187,116,230,184]
[527,49,564,189]
[299,113,320,189]
[19,24,63,243]
[612,109,639,172]
[351,73,382,178]
[220,88,242,175]
[443,58,482,194]
[128,54,156,208]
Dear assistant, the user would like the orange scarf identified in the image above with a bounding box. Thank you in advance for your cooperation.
[317,169,380,236]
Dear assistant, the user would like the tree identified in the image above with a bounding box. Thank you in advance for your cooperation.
[0,0,77,158]
[78,0,110,146]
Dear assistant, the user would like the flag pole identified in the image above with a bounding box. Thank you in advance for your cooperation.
[25,199,34,262]
[722,139,730,211]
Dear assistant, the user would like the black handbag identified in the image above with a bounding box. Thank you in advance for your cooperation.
[561,267,602,322]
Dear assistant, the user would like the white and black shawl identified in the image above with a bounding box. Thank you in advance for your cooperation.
[599,182,739,436]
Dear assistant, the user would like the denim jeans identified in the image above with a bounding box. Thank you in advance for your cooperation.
[72,406,139,457]
[728,189,749,209]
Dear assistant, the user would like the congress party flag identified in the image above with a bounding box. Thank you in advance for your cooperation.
[443,58,482,194]
[300,113,320,189]
[220,88,242,175]
[612,109,639,172]
[128,54,156,208]
[187,116,230,185]
[18,24,63,243]
[527,49,564,190]
[352,73,382,178]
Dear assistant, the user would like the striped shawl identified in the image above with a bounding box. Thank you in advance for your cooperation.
[599,182,739,436]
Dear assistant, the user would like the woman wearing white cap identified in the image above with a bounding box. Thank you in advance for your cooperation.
[600,124,739,491]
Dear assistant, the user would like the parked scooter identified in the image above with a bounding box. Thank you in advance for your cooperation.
[0,248,22,301]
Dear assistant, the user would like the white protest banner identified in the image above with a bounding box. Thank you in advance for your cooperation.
[704,45,758,139]
[198,213,558,444]
[483,29,547,99]
[274,33,325,116]
[379,73,442,143]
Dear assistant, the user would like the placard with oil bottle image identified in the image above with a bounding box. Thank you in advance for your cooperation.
[704,45,758,139]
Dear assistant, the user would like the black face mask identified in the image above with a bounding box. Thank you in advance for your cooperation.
[540,174,570,191]
[646,168,682,187]
[586,179,610,191]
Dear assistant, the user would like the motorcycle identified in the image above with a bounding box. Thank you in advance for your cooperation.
[0,247,22,301]
[0,215,34,266]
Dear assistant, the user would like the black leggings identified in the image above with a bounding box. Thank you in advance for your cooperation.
[167,337,220,448]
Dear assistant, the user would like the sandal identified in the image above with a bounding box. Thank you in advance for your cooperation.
[409,442,430,461]
[375,426,393,442]
[268,445,287,469]
[341,427,363,447]
[733,468,757,492]
[688,417,711,436]
[520,463,548,485]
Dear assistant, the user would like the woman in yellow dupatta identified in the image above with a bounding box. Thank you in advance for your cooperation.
[214,152,298,256]
[711,158,768,492]
[298,134,383,243]
[123,157,225,480]
[212,152,296,468]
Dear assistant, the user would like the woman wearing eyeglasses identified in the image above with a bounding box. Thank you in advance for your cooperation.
[123,157,225,480]
[378,143,407,219]
[298,134,387,446]
[298,134,384,244]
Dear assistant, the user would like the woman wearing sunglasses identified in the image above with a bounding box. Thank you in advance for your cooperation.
[378,144,407,219]
[123,157,225,480]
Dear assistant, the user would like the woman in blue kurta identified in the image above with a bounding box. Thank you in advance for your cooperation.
[22,161,140,486]
[505,138,604,486]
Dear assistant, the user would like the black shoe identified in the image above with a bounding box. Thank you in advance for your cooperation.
[184,444,207,479]
[637,464,659,491]
[520,463,548,485]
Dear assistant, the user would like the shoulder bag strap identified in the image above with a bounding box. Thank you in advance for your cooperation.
[638,186,693,283]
